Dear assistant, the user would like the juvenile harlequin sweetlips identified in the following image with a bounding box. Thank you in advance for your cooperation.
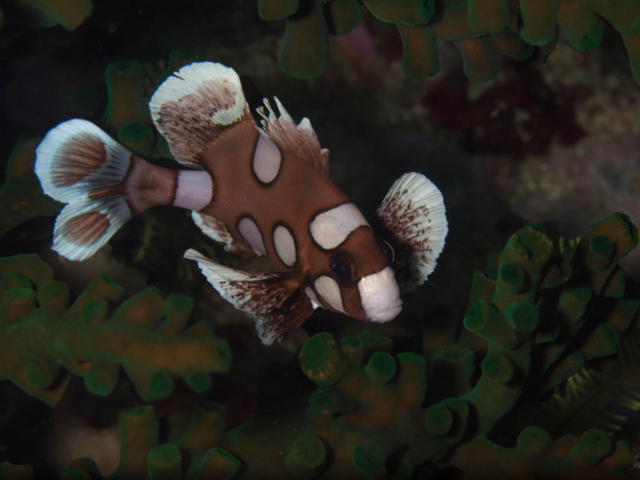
[34,62,447,344]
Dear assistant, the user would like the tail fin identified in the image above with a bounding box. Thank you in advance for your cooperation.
[35,119,133,261]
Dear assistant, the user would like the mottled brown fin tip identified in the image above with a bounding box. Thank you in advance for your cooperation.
[149,62,251,168]
[373,173,448,293]
[35,119,133,261]
[184,249,312,344]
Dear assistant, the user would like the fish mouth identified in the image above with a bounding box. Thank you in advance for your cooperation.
[363,297,403,323]
[358,266,403,323]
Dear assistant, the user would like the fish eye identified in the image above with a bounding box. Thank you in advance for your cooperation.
[330,253,353,284]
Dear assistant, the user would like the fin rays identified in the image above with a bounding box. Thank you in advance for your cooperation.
[257,98,329,177]
[149,62,250,167]
[185,249,312,344]
[373,173,448,293]
[35,119,133,261]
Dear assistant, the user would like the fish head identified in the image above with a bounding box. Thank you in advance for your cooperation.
[307,225,402,323]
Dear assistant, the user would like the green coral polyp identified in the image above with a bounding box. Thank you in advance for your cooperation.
[260,0,640,84]
[3,214,640,478]
[504,302,539,333]
[118,122,155,158]
[499,263,528,293]
[286,434,327,476]
[309,385,343,416]
[352,438,387,474]
[558,283,593,322]
[36,280,69,314]
[424,403,454,435]
[517,426,553,456]
[0,254,231,406]
[481,353,514,384]
[366,351,397,385]
[197,448,241,480]
[361,0,434,24]
[587,235,615,272]
[299,331,348,385]
[147,444,182,479]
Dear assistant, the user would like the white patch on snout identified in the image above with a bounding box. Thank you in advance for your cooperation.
[238,217,266,256]
[309,203,369,250]
[314,276,346,314]
[253,133,281,183]
[358,267,402,323]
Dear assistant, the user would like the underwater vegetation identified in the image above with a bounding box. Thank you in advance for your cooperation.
[1,1,640,479]
[3,0,640,84]
[0,0,93,31]
[0,253,231,407]
[0,135,61,238]
[1,212,639,478]
[260,0,640,83]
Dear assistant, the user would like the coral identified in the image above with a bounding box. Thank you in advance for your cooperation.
[260,0,640,84]
[422,62,586,157]
[0,135,62,238]
[0,253,231,406]
[1,0,94,31]
[8,212,638,478]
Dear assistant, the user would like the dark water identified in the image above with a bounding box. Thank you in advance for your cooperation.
[1,1,640,478]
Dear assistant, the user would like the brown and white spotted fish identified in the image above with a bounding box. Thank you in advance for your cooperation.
[34,62,448,345]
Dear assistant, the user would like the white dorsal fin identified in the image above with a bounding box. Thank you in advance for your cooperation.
[35,119,133,261]
[184,249,313,344]
[372,173,448,293]
[149,62,251,168]
[256,96,329,178]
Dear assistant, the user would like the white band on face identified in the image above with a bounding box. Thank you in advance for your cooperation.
[358,266,402,323]
[309,203,369,250]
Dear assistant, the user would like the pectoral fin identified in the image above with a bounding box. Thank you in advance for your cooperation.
[372,173,448,293]
[184,249,313,344]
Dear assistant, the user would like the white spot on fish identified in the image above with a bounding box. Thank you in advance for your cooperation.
[174,170,213,211]
[309,203,369,250]
[238,217,265,256]
[314,276,346,314]
[273,224,297,267]
[253,133,281,184]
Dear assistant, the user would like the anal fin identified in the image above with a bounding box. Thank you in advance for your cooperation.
[191,212,257,257]
[185,249,313,344]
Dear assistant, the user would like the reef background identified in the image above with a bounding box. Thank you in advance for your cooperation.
[1,0,640,478]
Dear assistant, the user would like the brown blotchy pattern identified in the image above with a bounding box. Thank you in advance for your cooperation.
[89,184,126,200]
[62,211,110,246]
[373,189,433,290]
[52,134,106,187]
[155,79,247,166]
[222,273,312,343]
[256,287,313,343]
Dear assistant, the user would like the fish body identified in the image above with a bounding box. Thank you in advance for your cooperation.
[35,62,448,344]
